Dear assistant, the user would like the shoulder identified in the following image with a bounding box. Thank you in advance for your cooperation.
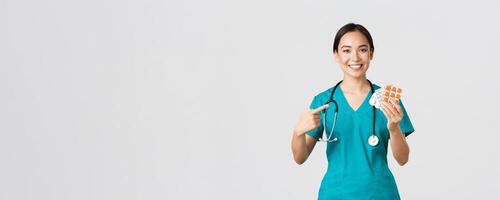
[371,82,382,90]
[311,87,334,105]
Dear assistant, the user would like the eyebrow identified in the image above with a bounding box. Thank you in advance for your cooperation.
[341,44,369,48]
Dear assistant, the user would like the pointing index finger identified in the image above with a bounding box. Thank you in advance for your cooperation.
[312,104,329,114]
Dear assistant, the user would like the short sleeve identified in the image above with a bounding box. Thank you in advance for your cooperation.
[306,96,324,139]
[398,99,415,137]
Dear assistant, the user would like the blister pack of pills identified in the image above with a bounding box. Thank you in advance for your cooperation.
[369,85,402,108]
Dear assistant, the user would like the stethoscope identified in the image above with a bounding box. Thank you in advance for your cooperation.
[318,79,379,146]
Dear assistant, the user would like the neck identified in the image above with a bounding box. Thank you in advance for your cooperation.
[340,75,369,93]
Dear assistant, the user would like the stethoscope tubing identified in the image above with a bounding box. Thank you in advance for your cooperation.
[318,80,378,146]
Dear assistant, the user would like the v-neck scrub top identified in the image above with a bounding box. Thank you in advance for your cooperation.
[307,83,415,200]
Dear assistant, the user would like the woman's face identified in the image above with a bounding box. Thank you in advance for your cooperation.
[334,31,373,79]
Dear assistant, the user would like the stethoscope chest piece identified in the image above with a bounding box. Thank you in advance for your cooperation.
[368,135,379,146]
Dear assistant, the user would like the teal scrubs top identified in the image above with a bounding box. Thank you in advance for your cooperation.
[307,83,415,200]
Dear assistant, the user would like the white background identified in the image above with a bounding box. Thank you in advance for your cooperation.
[1,0,500,199]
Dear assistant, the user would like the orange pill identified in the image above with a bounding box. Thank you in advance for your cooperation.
[390,93,395,97]
[384,92,390,96]
[396,94,401,99]
[397,88,402,93]
[385,86,391,90]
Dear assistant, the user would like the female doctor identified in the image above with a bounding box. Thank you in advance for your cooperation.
[291,23,415,200]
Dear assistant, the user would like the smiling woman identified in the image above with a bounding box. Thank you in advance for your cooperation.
[291,23,415,200]
[334,24,374,79]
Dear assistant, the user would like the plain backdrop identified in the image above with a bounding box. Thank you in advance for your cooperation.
[1,0,500,199]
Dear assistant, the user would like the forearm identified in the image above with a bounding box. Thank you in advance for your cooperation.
[389,127,409,166]
[291,131,311,165]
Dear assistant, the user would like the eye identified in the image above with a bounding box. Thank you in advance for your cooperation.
[342,49,350,53]
[360,48,368,53]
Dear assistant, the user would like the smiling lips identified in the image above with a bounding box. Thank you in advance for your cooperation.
[348,64,363,70]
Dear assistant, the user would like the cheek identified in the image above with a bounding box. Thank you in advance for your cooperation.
[361,53,371,60]
[338,55,350,64]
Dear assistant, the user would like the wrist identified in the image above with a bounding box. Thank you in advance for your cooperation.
[388,124,401,133]
[293,129,305,137]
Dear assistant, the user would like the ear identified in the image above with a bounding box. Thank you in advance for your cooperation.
[370,49,374,60]
[334,51,339,62]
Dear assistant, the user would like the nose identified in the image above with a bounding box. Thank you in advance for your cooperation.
[351,51,360,62]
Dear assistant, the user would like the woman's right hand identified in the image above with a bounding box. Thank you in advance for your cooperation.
[293,104,329,136]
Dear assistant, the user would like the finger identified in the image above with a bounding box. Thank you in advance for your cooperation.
[388,101,403,120]
[380,105,392,120]
[387,101,400,116]
[312,104,329,114]
[394,103,403,117]
[381,102,395,120]
[382,102,397,117]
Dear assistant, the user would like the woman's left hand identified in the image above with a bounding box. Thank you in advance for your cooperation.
[380,101,403,131]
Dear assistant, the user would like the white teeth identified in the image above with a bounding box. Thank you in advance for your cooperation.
[349,64,362,69]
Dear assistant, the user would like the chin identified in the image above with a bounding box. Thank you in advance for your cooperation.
[346,73,367,79]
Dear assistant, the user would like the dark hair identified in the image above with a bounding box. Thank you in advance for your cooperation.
[333,23,374,54]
